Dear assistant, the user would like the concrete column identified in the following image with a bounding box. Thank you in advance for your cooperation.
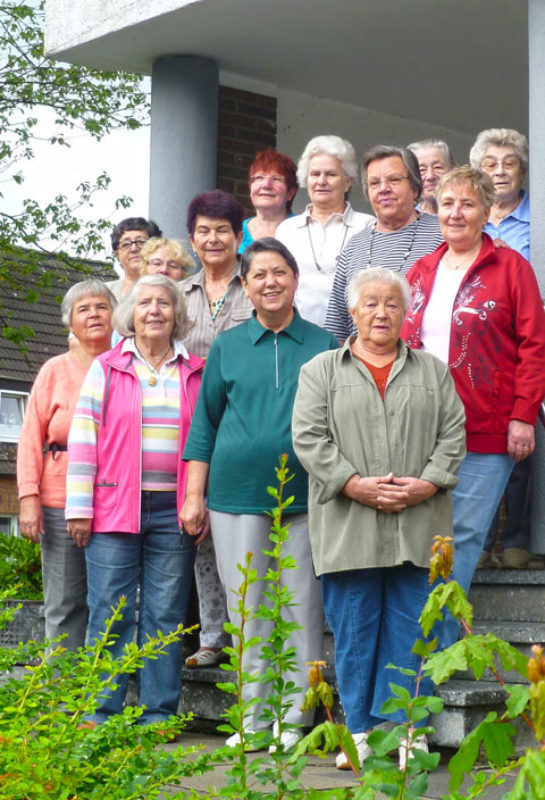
[528,0,545,553]
[149,56,219,241]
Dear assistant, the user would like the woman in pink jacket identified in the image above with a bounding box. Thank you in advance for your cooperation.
[17,279,116,651]
[66,274,204,728]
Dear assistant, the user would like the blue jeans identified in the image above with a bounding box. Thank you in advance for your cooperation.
[484,458,532,551]
[321,564,434,733]
[85,491,196,724]
[440,452,514,649]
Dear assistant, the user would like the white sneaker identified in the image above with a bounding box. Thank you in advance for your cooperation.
[225,731,267,752]
[398,732,428,770]
[268,722,302,753]
[335,731,372,770]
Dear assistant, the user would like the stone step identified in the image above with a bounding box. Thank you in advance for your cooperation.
[429,679,534,751]
[469,569,545,622]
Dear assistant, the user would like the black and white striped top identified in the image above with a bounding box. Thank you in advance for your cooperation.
[324,212,442,341]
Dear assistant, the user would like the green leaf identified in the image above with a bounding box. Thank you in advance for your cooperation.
[505,684,530,718]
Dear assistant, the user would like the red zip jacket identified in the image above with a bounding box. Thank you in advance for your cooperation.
[401,234,545,453]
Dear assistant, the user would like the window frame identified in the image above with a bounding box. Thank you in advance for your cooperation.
[0,390,29,443]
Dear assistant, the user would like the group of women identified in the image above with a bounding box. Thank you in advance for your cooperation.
[16,126,545,767]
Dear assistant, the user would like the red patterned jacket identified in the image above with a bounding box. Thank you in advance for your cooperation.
[400,234,545,453]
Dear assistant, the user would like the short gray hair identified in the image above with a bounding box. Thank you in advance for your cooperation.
[469,128,528,172]
[61,279,116,327]
[347,268,411,313]
[113,274,194,341]
[297,135,359,187]
[362,145,423,201]
[407,139,455,169]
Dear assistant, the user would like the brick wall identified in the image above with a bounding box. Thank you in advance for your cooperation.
[217,86,277,216]
[0,476,19,514]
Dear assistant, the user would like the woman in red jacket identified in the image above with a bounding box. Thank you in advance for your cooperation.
[401,165,545,648]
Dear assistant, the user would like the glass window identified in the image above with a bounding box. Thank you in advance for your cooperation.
[0,392,28,442]
[0,515,19,536]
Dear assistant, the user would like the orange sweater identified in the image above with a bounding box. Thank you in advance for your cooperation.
[17,351,88,508]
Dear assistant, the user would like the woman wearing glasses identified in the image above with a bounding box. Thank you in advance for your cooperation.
[139,237,195,281]
[325,145,443,342]
[106,217,162,301]
[276,135,374,327]
[239,149,298,253]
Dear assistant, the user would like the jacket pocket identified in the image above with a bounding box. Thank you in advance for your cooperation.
[94,478,119,512]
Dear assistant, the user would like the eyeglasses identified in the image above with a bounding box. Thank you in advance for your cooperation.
[118,238,148,251]
[367,174,410,191]
[481,157,520,171]
[250,174,286,185]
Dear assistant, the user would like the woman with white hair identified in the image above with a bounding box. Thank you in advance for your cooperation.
[66,275,204,728]
[469,128,529,260]
[276,135,374,327]
[293,267,466,769]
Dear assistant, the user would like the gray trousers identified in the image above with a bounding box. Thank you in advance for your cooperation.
[41,507,88,650]
[209,510,324,731]
[194,535,231,648]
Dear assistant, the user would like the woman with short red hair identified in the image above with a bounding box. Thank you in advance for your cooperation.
[239,149,298,252]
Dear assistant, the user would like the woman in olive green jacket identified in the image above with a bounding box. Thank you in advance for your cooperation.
[292,267,466,770]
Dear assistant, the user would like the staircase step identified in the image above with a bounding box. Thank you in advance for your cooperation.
[469,570,545,622]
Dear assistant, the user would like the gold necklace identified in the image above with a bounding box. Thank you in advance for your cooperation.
[137,343,172,386]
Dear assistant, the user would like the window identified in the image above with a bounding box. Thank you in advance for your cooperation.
[0,391,28,442]
[0,515,20,537]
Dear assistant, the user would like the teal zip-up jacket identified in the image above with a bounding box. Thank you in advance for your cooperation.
[183,310,338,514]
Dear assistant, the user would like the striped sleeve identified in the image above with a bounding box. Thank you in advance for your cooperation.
[65,359,105,520]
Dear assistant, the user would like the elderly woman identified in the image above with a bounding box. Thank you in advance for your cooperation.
[106,217,162,300]
[469,130,533,569]
[139,236,195,281]
[239,149,298,252]
[182,238,338,751]
[180,190,253,668]
[401,166,545,646]
[65,275,203,726]
[407,139,455,214]
[17,280,115,651]
[293,267,466,769]
[470,128,529,260]
[276,135,374,327]
[325,145,443,342]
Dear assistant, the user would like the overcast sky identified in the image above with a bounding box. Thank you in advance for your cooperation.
[2,115,151,267]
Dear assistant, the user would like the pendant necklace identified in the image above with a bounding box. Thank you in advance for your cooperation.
[138,343,172,386]
[306,217,349,272]
[208,269,237,321]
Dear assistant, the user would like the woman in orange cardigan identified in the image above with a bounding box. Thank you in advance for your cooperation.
[17,279,115,650]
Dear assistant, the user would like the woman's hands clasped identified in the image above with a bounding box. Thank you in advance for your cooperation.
[343,472,438,513]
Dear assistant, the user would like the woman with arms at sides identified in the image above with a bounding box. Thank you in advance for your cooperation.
[401,166,545,647]
[179,190,253,669]
[182,238,338,752]
[66,275,204,728]
[469,129,535,569]
[239,149,298,252]
[293,267,466,770]
[17,280,115,651]
[276,135,374,327]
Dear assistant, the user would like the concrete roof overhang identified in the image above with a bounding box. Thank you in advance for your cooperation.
[44,0,528,135]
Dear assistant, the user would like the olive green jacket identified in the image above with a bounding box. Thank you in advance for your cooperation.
[292,339,466,576]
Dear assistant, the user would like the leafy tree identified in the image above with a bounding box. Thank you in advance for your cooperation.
[0,0,149,340]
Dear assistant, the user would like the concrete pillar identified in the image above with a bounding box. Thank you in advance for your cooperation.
[149,56,219,241]
[528,0,545,554]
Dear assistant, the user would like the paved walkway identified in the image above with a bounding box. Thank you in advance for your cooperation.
[161,731,519,798]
